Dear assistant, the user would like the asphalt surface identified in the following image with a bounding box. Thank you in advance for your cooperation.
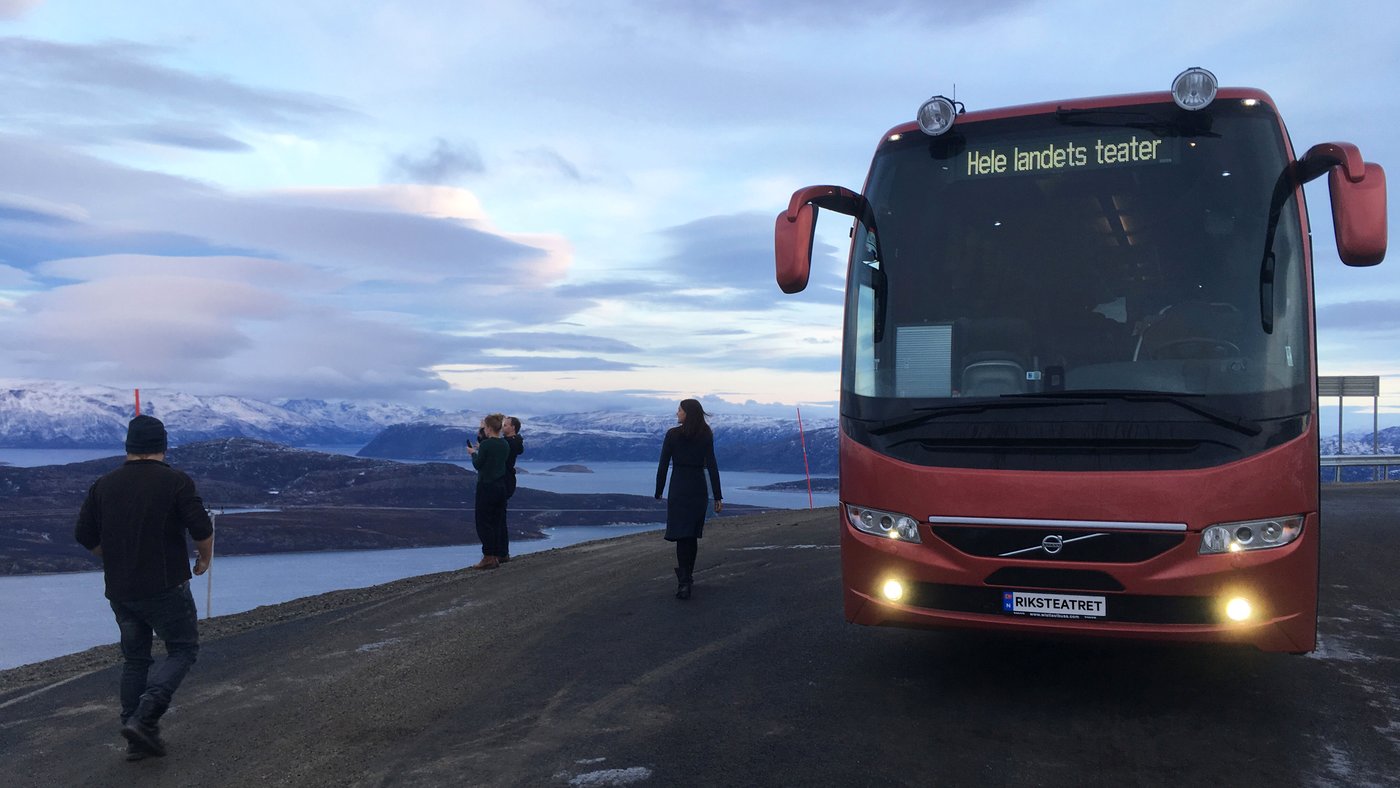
[1,485,1398,787]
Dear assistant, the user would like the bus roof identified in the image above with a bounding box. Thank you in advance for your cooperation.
[878,86,1279,143]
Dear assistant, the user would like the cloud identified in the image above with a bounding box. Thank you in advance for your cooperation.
[448,355,648,373]
[616,0,1031,28]
[0,137,589,401]
[388,138,484,184]
[515,146,588,182]
[1317,300,1400,331]
[0,271,469,400]
[0,262,33,288]
[478,332,642,354]
[124,124,254,152]
[0,206,257,271]
[648,211,845,309]
[0,0,40,20]
[0,138,572,288]
[0,36,357,148]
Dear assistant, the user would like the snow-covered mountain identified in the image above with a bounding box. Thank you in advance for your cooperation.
[0,380,467,448]
[0,381,839,474]
[1320,427,1400,455]
[358,411,839,474]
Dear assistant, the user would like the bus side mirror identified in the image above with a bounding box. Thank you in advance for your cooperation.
[1330,161,1387,266]
[774,185,867,294]
[775,203,816,293]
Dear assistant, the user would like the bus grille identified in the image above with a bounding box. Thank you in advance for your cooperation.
[931,525,1183,563]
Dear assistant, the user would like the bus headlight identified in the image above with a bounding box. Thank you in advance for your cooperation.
[845,504,922,543]
[1199,516,1303,554]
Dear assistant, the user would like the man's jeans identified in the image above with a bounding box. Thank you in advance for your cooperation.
[110,581,200,724]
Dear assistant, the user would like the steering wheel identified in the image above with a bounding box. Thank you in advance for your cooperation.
[1149,337,1241,360]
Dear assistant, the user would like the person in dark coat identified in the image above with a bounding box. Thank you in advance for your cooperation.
[654,399,722,599]
[466,413,509,570]
[74,415,214,761]
[499,416,524,563]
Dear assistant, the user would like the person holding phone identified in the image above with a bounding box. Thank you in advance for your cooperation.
[499,416,524,563]
[654,399,722,599]
[466,414,509,569]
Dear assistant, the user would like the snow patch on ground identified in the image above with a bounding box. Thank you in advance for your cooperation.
[567,767,652,786]
[1307,633,1370,662]
[355,638,401,653]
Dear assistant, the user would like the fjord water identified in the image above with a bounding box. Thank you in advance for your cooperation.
[0,524,667,671]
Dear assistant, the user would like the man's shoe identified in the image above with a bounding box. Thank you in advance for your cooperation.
[121,719,166,758]
[125,740,152,761]
[471,556,500,570]
[499,554,511,564]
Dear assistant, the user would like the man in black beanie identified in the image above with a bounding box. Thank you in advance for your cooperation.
[75,414,214,761]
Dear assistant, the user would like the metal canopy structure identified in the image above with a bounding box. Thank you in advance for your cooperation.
[1318,375,1382,481]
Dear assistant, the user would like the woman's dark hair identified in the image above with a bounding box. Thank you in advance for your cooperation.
[678,399,711,439]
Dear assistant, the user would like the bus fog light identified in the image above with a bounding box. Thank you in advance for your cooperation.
[917,95,958,136]
[1172,66,1217,110]
[845,504,923,543]
[882,579,906,602]
[1200,516,1303,554]
[1226,597,1252,622]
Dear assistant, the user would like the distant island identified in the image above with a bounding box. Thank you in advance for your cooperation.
[547,464,593,474]
[0,439,759,576]
[748,477,839,493]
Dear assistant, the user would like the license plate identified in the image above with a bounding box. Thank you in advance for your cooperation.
[1002,590,1106,619]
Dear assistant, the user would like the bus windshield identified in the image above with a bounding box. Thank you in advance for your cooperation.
[841,100,1310,469]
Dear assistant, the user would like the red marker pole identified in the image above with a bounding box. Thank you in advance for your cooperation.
[797,407,814,509]
[206,513,215,620]
[134,388,141,416]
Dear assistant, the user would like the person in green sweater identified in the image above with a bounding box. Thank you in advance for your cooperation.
[466,413,509,569]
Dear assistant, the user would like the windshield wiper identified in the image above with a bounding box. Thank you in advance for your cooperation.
[1003,390,1262,436]
[867,399,1100,436]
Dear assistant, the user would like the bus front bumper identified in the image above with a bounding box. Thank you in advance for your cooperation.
[841,513,1319,654]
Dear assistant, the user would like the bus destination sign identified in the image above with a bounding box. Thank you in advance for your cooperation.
[964,135,1172,178]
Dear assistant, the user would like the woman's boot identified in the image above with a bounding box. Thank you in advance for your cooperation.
[676,567,692,600]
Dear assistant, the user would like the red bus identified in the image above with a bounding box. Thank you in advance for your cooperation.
[775,69,1386,653]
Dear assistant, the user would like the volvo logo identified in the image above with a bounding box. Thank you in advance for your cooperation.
[999,532,1109,558]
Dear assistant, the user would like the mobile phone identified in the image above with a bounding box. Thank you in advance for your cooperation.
[467,439,473,448]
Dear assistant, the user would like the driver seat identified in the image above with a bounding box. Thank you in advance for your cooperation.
[1134,301,1244,361]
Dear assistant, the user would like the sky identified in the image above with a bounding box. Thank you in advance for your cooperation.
[1,0,1398,425]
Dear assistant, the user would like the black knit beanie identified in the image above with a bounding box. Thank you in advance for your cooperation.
[125,415,168,455]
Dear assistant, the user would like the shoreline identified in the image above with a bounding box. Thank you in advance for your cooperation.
[0,527,665,691]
